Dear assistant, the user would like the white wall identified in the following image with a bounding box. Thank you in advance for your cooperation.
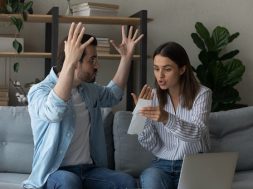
[2,0,252,108]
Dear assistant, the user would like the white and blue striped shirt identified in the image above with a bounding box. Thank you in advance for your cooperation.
[138,85,212,160]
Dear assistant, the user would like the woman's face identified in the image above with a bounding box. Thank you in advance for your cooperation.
[153,54,185,90]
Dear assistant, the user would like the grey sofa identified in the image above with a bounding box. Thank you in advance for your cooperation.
[1,106,253,189]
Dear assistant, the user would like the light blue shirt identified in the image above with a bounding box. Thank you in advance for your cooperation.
[23,68,123,189]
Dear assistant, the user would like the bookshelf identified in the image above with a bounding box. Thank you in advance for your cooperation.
[0,7,148,110]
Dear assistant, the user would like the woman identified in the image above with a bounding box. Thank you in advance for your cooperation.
[132,42,212,189]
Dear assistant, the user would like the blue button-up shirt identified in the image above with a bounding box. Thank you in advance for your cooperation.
[23,68,123,189]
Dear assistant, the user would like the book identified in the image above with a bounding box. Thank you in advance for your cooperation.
[71,2,119,10]
[73,8,118,17]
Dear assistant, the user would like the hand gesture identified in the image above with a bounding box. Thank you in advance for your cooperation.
[139,106,169,125]
[64,22,94,69]
[131,84,153,105]
[110,26,144,59]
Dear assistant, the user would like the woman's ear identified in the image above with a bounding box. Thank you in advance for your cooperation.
[180,65,186,75]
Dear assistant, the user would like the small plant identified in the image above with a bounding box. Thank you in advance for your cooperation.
[1,0,33,71]
[191,22,245,112]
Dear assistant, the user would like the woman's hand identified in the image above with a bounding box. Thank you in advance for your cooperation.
[110,25,144,59]
[139,106,169,125]
[131,84,153,105]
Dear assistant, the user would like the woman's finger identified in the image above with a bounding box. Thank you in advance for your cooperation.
[131,93,138,105]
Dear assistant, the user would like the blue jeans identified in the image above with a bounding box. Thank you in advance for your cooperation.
[44,164,136,189]
[140,158,183,189]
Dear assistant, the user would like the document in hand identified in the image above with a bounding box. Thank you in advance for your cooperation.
[127,99,152,135]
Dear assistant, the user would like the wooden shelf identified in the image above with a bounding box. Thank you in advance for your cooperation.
[0,52,51,58]
[0,14,141,25]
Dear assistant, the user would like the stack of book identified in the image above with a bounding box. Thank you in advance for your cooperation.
[0,88,9,106]
[96,37,110,54]
[72,2,119,16]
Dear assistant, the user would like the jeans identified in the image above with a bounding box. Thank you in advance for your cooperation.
[140,158,183,189]
[44,164,136,189]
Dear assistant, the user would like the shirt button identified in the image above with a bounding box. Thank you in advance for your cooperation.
[67,133,71,137]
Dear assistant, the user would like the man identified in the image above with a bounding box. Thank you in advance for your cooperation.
[23,22,143,189]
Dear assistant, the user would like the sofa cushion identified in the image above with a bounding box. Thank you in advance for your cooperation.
[113,111,154,177]
[0,173,29,189]
[232,170,253,189]
[208,106,253,172]
[0,106,33,174]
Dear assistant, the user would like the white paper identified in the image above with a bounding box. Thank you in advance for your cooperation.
[127,99,152,135]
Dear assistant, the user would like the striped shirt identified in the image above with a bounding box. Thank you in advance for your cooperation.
[138,85,212,160]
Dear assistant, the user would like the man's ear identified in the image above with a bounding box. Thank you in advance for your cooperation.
[180,65,186,75]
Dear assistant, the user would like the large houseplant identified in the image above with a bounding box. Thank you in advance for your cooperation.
[191,22,245,112]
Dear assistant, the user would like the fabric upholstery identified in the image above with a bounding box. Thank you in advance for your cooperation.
[208,106,253,171]
[113,111,154,177]
[1,106,253,189]
[0,106,33,174]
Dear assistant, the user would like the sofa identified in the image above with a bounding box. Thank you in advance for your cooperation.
[0,106,253,189]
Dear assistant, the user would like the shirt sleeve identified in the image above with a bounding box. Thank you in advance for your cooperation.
[138,119,163,154]
[96,80,124,107]
[27,83,69,122]
[163,89,212,142]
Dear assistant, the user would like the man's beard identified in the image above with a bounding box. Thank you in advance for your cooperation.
[86,69,97,83]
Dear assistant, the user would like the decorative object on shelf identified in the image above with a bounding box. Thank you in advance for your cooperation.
[65,0,73,15]
[9,77,40,105]
[0,0,33,69]
[71,2,119,16]
[191,22,246,112]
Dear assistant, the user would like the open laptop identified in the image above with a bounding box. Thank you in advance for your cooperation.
[177,152,238,189]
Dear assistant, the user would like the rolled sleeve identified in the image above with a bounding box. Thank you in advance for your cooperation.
[107,80,124,100]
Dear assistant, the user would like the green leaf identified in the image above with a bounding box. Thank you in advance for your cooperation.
[195,22,210,40]
[24,1,33,12]
[212,26,230,50]
[219,50,239,61]
[228,32,240,43]
[223,59,245,86]
[13,62,20,73]
[191,33,205,50]
[209,61,226,89]
[10,16,23,32]
[199,50,218,66]
[13,39,23,53]
[6,4,13,13]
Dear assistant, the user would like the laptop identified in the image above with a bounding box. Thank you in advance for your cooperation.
[177,152,238,189]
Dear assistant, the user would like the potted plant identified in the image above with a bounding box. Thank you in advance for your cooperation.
[0,0,33,54]
[191,22,246,112]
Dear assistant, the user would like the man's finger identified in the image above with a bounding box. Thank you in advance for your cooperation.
[67,22,75,41]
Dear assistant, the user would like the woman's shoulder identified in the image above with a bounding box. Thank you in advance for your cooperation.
[198,84,212,95]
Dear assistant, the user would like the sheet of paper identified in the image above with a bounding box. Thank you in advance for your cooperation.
[127,99,152,135]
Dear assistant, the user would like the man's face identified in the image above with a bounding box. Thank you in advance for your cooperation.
[75,45,99,83]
